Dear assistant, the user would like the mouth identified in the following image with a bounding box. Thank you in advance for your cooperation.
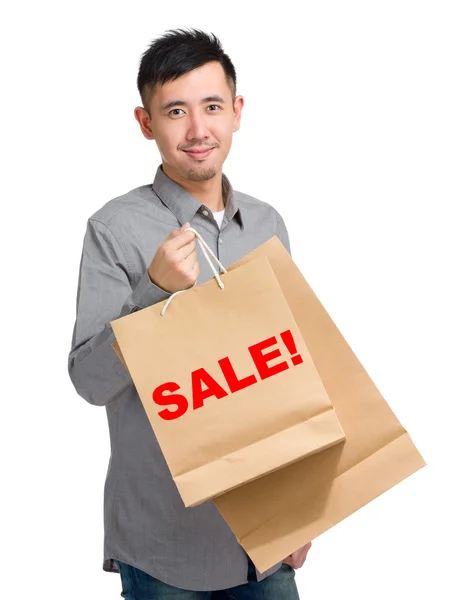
[182,147,215,160]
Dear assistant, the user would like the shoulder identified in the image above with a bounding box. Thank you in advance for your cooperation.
[233,189,285,223]
[233,189,291,254]
[88,183,154,229]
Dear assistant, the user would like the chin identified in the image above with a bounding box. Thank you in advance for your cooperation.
[186,166,217,182]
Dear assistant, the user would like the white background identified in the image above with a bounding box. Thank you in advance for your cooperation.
[1,1,464,598]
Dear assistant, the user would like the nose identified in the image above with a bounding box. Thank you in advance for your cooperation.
[186,110,209,142]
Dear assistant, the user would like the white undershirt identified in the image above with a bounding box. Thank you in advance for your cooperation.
[212,209,225,229]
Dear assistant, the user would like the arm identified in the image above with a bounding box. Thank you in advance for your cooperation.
[68,218,171,407]
[274,208,291,257]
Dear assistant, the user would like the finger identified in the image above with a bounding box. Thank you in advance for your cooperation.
[176,222,191,234]
[295,549,310,569]
[174,240,197,263]
[178,254,199,287]
[191,260,200,281]
[166,229,196,252]
[302,543,312,557]
[182,250,199,272]
[164,222,191,242]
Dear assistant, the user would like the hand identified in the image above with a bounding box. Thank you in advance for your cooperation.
[282,541,312,569]
[148,222,200,293]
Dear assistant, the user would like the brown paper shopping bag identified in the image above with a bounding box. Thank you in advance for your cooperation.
[213,236,426,573]
[111,230,345,508]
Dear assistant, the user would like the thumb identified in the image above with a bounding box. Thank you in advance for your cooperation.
[173,222,191,237]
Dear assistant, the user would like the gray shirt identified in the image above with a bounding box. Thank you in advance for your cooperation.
[68,165,291,592]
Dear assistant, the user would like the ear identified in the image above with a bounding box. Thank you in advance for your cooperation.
[232,96,244,132]
[134,106,154,140]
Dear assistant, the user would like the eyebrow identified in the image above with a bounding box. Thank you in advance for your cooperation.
[160,95,226,112]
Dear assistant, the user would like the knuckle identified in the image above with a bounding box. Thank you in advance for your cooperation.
[167,252,178,266]
[181,262,189,273]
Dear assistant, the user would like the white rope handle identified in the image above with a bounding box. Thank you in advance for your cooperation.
[187,227,228,286]
[160,227,228,316]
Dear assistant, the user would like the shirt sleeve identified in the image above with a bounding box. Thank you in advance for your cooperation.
[68,218,171,407]
[274,208,292,257]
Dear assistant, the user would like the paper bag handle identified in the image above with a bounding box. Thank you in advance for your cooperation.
[160,227,228,316]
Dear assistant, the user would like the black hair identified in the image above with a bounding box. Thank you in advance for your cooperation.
[137,28,237,117]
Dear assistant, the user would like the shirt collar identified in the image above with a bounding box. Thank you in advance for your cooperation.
[151,165,244,229]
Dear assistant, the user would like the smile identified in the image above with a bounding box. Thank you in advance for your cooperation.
[183,147,215,160]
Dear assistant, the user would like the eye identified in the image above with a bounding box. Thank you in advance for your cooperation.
[207,104,221,111]
[168,108,185,116]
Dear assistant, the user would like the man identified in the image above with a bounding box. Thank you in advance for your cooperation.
[68,28,312,599]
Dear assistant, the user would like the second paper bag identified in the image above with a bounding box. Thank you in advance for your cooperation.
[214,237,426,573]
[111,253,345,508]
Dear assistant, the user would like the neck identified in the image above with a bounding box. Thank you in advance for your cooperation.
[162,163,225,212]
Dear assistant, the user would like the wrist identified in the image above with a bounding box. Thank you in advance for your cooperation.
[148,269,170,293]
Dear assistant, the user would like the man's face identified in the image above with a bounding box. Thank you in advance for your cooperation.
[142,61,243,182]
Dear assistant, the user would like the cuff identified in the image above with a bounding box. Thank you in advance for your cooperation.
[121,270,172,316]
[131,270,172,310]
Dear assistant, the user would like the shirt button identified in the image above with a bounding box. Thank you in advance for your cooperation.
[202,209,209,216]
[219,238,223,245]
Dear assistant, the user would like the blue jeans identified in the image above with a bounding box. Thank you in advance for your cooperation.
[117,556,300,599]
